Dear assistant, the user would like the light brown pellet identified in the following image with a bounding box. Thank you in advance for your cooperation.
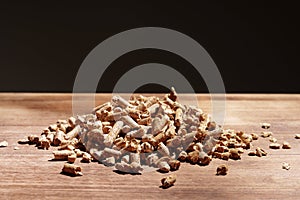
[269,143,280,149]
[261,123,271,129]
[161,174,177,188]
[282,141,291,149]
[216,164,228,175]
[62,163,82,176]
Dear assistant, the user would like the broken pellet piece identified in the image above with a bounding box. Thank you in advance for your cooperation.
[269,137,277,143]
[62,163,82,176]
[0,140,8,147]
[295,134,300,139]
[282,162,290,170]
[229,149,240,160]
[101,156,116,166]
[161,174,177,189]
[81,152,93,163]
[261,123,271,129]
[282,141,291,149]
[53,150,74,160]
[216,164,228,175]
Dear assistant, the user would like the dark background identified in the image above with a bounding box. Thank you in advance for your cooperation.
[0,1,299,93]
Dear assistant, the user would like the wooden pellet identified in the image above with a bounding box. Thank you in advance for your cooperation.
[256,147,267,157]
[216,164,228,175]
[0,140,8,147]
[269,137,277,143]
[28,135,39,144]
[68,153,77,163]
[248,151,256,156]
[161,174,177,188]
[157,161,170,173]
[62,163,82,176]
[23,88,272,187]
[269,143,280,149]
[261,131,272,138]
[282,141,291,149]
[81,152,93,163]
[282,162,290,170]
[251,133,259,140]
[168,159,181,171]
[261,123,271,129]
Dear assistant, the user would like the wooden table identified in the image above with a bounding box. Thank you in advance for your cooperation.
[0,93,299,200]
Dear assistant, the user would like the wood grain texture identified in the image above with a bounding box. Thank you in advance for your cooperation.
[0,93,300,200]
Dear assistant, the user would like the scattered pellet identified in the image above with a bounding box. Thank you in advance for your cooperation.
[256,147,267,157]
[269,137,277,143]
[161,174,177,189]
[295,134,300,139]
[248,151,256,156]
[251,133,259,140]
[216,164,228,175]
[14,146,20,150]
[261,123,271,129]
[62,163,83,176]
[68,153,77,163]
[0,140,8,147]
[269,143,280,149]
[282,141,291,149]
[282,162,290,170]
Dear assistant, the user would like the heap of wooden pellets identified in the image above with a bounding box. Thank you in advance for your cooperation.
[20,88,261,185]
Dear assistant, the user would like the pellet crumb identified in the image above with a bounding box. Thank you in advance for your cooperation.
[282,162,290,170]
[62,163,83,176]
[0,141,8,147]
[216,164,228,175]
[261,123,271,129]
[161,174,176,188]
[295,134,300,139]
[282,141,291,149]
[14,146,20,150]
[256,147,267,157]
[251,133,259,140]
[261,131,272,138]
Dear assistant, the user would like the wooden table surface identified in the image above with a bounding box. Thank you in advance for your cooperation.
[0,93,300,200]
